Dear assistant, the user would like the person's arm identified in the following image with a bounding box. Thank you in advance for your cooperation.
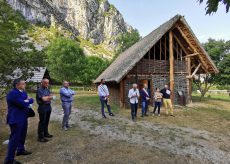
[9,92,33,109]
[137,90,140,98]
[60,88,72,98]
[128,90,132,99]
[37,89,52,102]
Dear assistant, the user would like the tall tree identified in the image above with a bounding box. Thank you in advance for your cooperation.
[0,0,44,98]
[114,29,141,59]
[199,0,230,14]
[194,39,230,99]
[45,37,87,83]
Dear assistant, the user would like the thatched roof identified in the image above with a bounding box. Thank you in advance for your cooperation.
[95,14,218,83]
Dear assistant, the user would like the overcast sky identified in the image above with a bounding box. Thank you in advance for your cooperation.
[108,0,230,43]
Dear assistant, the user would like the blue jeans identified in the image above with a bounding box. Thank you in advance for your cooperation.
[130,103,138,120]
[4,120,28,163]
[142,101,148,115]
[62,102,72,128]
[100,97,111,116]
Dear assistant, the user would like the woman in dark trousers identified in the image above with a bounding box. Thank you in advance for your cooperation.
[153,88,163,116]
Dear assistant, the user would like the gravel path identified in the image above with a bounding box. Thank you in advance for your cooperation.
[51,107,230,164]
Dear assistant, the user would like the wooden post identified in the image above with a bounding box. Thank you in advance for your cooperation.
[160,39,162,60]
[164,36,167,60]
[120,79,124,108]
[169,31,175,104]
[187,57,192,103]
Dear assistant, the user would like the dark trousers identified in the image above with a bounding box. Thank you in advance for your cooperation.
[4,120,28,163]
[62,102,72,128]
[100,98,112,116]
[38,104,52,139]
[153,102,161,114]
[130,103,138,120]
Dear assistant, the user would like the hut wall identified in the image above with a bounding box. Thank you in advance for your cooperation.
[107,83,120,106]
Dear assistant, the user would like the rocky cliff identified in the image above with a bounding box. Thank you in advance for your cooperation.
[7,0,132,55]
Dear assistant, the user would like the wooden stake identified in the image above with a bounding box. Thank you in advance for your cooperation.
[169,31,174,103]
[120,79,124,108]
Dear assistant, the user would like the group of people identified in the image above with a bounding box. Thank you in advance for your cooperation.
[4,78,174,163]
[98,79,174,122]
[4,79,75,164]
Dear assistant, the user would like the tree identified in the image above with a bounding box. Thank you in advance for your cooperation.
[198,0,230,14]
[81,56,109,85]
[0,0,44,98]
[115,29,141,59]
[194,39,230,99]
[45,37,87,83]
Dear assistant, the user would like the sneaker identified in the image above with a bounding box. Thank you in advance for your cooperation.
[45,134,53,138]
[109,113,114,116]
[102,115,107,119]
[64,127,68,131]
[67,125,73,128]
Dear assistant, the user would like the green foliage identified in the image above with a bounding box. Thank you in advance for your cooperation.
[0,0,45,98]
[45,37,87,83]
[199,0,230,14]
[115,29,141,59]
[82,56,109,84]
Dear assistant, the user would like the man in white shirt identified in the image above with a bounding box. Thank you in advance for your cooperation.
[98,79,114,118]
[128,83,140,122]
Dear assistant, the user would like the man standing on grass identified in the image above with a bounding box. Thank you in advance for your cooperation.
[128,83,140,122]
[98,78,114,118]
[140,84,150,117]
[4,79,34,164]
[161,84,174,117]
[60,81,76,131]
[36,78,54,142]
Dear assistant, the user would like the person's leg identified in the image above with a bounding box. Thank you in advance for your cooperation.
[134,103,138,117]
[168,99,174,115]
[100,98,105,116]
[62,103,69,128]
[67,103,72,127]
[157,102,161,115]
[153,102,157,114]
[141,101,145,116]
[38,108,46,139]
[44,109,51,136]
[17,120,28,153]
[4,123,22,163]
[130,103,135,120]
[105,99,112,114]
[163,99,169,115]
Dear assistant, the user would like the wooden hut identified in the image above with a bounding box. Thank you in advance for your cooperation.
[94,15,218,107]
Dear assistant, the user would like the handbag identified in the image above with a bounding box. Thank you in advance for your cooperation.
[28,107,35,117]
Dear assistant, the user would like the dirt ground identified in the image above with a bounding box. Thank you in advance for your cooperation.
[0,94,230,164]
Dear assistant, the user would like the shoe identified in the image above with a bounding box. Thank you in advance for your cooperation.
[63,127,68,131]
[67,125,73,128]
[102,115,106,119]
[170,114,175,117]
[109,113,114,116]
[4,160,22,164]
[16,150,32,156]
[37,138,49,142]
[45,134,53,138]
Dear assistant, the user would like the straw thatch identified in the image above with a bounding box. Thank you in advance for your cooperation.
[95,14,218,83]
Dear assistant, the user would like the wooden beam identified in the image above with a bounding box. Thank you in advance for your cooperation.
[187,57,192,103]
[169,31,174,104]
[120,79,124,108]
[164,36,167,60]
[184,53,199,58]
[160,39,162,60]
[192,63,201,76]
[173,33,188,55]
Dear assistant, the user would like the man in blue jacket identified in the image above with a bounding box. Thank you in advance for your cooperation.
[4,79,34,164]
[60,81,76,131]
[140,84,150,117]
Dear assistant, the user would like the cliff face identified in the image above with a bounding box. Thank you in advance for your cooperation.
[7,0,132,52]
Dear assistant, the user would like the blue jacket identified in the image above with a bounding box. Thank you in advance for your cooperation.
[6,88,33,124]
[60,87,76,103]
[140,88,150,102]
